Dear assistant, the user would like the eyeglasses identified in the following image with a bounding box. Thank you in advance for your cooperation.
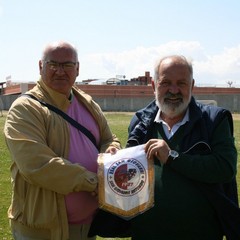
[45,60,78,71]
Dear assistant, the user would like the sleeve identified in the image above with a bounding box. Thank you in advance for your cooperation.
[125,114,143,148]
[4,98,97,195]
[169,116,238,183]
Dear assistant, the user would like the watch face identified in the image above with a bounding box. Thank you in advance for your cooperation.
[169,150,179,158]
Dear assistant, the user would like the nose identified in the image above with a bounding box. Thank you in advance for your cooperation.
[55,64,65,74]
[169,83,179,94]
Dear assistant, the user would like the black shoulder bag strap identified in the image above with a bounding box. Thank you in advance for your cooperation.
[22,94,99,151]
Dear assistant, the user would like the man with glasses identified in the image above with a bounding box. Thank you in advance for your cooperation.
[4,41,121,240]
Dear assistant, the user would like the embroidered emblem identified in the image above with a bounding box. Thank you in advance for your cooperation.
[107,158,146,196]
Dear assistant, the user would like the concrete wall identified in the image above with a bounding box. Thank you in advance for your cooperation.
[1,85,240,112]
[0,94,18,110]
[195,94,240,113]
[93,96,155,112]
[91,94,240,112]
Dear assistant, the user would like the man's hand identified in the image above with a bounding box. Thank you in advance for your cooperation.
[144,139,170,164]
[105,146,118,155]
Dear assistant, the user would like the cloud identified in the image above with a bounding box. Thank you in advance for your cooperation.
[194,45,240,86]
[82,41,202,79]
[8,40,238,87]
[81,41,240,87]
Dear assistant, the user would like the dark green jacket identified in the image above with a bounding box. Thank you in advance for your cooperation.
[126,97,238,240]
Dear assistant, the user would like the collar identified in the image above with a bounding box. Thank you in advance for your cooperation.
[68,90,74,103]
[34,78,72,111]
[154,108,190,126]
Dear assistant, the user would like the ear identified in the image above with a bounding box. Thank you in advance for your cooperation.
[191,78,195,90]
[76,62,80,77]
[151,79,156,93]
[39,60,43,75]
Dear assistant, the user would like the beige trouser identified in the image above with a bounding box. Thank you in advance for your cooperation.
[11,220,96,240]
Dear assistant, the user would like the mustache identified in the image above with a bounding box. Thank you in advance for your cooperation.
[164,92,183,99]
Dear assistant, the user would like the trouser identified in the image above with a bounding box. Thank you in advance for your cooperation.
[11,220,96,240]
[68,224,96,240]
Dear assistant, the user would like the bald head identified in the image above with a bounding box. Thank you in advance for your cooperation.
[41,41,78,62]
[154,55,193,84]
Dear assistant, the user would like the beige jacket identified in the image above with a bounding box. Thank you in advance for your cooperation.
[4,79,121,239]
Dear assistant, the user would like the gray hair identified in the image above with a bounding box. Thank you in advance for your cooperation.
[154,55,193,84]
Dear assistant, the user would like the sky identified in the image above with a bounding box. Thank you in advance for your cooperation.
[1,0,240,87]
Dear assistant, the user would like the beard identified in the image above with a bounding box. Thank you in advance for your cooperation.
[156,92,191,118]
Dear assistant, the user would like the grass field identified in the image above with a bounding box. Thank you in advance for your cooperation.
[0,111,239,239]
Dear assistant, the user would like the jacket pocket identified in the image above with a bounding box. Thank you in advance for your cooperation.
[22,185,59,228]
[10,170,59,229]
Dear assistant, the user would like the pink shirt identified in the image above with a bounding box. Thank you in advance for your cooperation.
[65,95,100,224]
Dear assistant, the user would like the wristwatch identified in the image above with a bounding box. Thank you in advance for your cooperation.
[167,149,179,164]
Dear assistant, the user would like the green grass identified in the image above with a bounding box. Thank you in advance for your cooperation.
[103,112,133,147]
[0,112,239,239]
[0,114,12,239]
